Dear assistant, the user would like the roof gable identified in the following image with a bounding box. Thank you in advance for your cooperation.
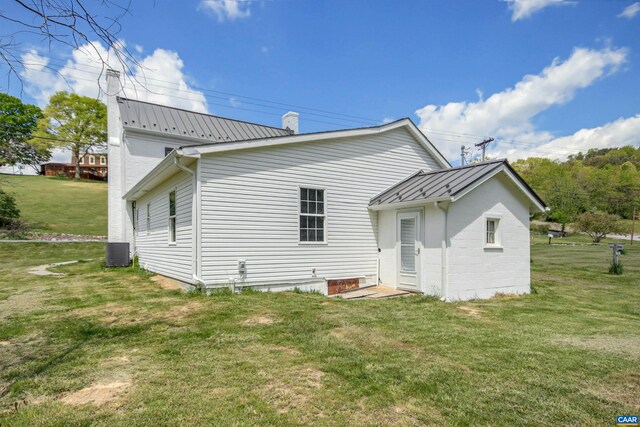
[369,159,546,212]
[179,118,451,169]
[118,97,291,144]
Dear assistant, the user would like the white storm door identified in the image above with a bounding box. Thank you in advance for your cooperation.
[397,211,420,289]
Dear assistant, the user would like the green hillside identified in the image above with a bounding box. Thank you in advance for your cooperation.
[0,174,107,236]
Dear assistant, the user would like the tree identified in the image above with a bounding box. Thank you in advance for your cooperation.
[575,211,627,243]
[0,93,49,173]
[0,189,20,228]
[32,91,106,179]
[0,0,137,88]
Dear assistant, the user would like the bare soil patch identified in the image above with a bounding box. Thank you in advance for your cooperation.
[554,335,640,359]
[60,380,131,407]
[262,366,324,416]
[457,306,485,317]
[242,315,279,326]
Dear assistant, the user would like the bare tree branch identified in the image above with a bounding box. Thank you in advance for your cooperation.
[0,0,138,95]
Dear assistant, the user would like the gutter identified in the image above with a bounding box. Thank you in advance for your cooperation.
[435,201,449,301]
[174,155,204,288]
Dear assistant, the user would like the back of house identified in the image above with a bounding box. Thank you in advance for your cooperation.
[106,70,545,301]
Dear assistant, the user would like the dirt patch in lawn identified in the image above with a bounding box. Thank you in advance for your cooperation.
[150,275,185,291]
[0,289,47,320]
[242,315,279,326]
[554,335,640,359]
[586,370,640,410]
[60,379,132,407]
[262,365,324,417]
[457,306,485,317]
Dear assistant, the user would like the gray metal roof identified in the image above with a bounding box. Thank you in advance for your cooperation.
[117,97,291,144]
[369,159,545,208]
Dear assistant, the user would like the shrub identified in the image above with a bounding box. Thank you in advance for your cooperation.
[609,262,623,275]
[575,211,626,243]
[0,189,20,227]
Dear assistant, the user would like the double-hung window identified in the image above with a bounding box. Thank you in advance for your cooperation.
[300,188,326,243]
[89,155,95,165]
[168,191,176,244]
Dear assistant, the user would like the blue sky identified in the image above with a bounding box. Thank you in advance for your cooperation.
[2,0,639,163]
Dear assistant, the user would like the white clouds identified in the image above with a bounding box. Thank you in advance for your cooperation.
[198,0,251,22]
[505,0,575,21]
[618,2,640,19]
[496,115,640,160]
[415,47,629,160]
[19,41,208,113]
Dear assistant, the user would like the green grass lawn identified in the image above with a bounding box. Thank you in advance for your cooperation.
[0,241,638,426]
[0,174,107,236]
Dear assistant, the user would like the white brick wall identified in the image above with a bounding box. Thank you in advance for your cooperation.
[445,173,531,300]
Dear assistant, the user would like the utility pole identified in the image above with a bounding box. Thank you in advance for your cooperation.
[460,145,467,166]
[475,137,494,161]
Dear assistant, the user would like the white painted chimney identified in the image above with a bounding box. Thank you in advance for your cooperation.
[282,111,299,134]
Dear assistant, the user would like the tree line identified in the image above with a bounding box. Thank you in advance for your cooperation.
[0,92,106,179]
[512,147,640,230]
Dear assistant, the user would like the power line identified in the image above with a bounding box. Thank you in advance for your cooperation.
[9,53,614,157]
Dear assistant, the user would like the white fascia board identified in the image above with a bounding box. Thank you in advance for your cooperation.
[451,166,546,212]
[368,196,452,211]
[182,119,451,168]
[123,150,197,200]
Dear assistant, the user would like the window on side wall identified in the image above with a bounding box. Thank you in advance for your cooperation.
[299,188,326,243]
[100,156,106,165]
[485,216,501,247]
[89,155,95,165]
[146,203,151,235]
[168,191,176,244]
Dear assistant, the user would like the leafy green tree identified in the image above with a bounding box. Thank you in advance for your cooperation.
[0,93,48,173]
[33,92,107,179]
[575,211,627,243]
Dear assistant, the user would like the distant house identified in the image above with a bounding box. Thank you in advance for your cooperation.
[41,153,108,180]
[106,70,545,301]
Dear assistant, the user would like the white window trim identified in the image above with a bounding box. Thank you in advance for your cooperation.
[146,203,151,235]
[483,213,503,249]
[89,155,95,165]
[99,156,106,165]
[168,190,177,245]
[298,186,328,245]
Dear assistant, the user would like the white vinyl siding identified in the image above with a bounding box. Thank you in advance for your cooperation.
[135,170,193,282]
[199,127,442,285]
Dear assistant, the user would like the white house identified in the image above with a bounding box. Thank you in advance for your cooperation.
[106,70,545,301]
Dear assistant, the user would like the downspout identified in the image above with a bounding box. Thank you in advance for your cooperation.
[435,201,449,301]
[174,155,205,290]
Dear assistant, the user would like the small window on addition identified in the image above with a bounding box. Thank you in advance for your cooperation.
[168,191,176,244]
[485,217,500,247]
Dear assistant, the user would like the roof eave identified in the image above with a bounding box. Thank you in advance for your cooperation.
[368,196,453,211]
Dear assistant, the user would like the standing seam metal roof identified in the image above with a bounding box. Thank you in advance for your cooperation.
[117,97,292,144]
[369,159,545,207]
